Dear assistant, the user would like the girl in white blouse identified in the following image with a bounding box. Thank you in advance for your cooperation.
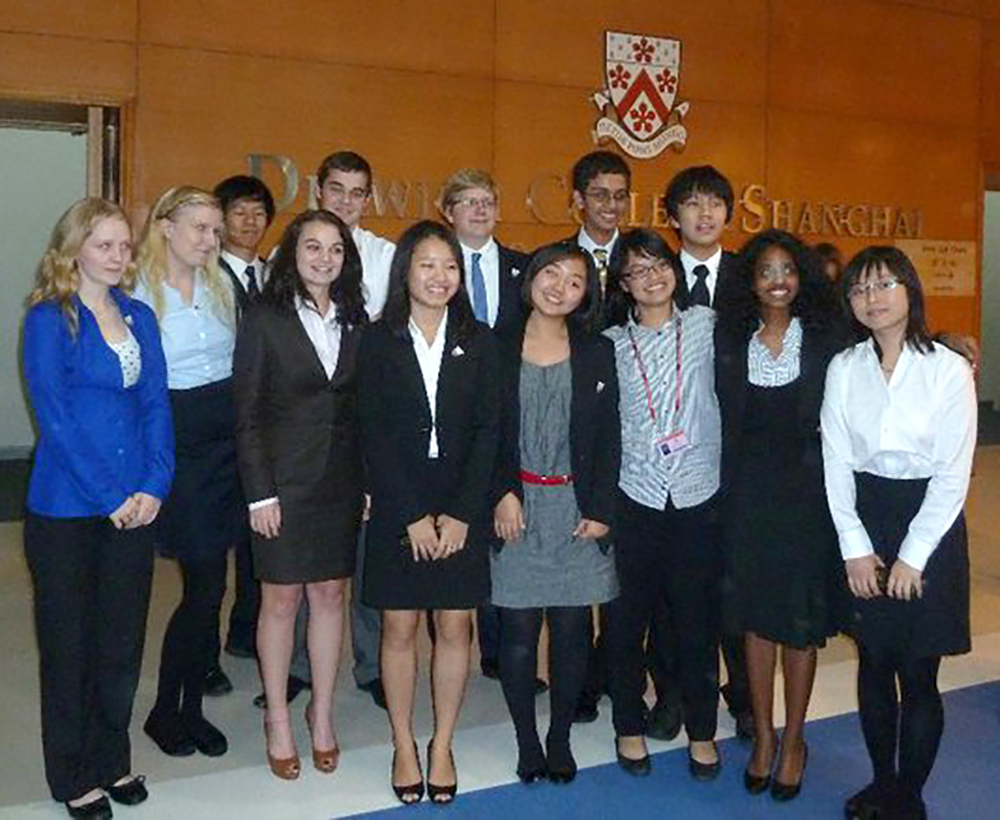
[821,246,976,820]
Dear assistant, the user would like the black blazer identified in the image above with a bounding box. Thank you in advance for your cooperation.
[356,314,500,536]
[715,319,842,495]
[233,301,364,512]
[493,322,621,535]
[712,250,742,314]
[494,243,530,336]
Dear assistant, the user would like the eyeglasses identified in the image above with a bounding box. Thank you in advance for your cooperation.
[621,258,672,283]
[324,183,369,202]
[848,278,901,300]
[756,262,797,281]
[453,196,497,210]
[585,188,630,205]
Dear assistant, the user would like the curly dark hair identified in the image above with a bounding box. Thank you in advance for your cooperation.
[260,209,367,326]
[719,228,837,339]
[604,228,688,327]
[382,220,477,341]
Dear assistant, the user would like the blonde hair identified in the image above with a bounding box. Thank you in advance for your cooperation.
[136,186,234,325]
[27,198,136,336]
[440,168,498,213]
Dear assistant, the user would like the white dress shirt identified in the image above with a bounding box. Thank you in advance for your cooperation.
[353,225,396,319]
[748,317,803,387]
[409,310,448,458]
[820,339,977,572]
[220,250,268,293]
[133,273,235,390]
[680,246,723,305]
[576,226,619,264]
[460,237,500,328]
[296,296,342,379]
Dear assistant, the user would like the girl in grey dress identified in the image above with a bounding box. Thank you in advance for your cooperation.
[492,243,620,785]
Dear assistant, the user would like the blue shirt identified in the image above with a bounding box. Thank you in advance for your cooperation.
[23,290,175,517]
[134,273,235,389]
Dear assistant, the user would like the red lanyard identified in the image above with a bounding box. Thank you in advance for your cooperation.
[626,315,682,423]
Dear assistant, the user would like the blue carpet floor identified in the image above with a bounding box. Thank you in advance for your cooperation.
[352,681,1000,819]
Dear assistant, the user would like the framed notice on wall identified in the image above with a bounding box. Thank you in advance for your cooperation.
[894,239,977,297]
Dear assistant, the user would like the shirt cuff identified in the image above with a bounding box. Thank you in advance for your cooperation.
[248,497,278,511]
[897,534,934,573]
[838,524,874,561]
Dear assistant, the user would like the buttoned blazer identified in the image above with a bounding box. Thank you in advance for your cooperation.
[356,315,500,536]
[493,321,621,534]
[23,291,175,517]
[233,301,364,512]
[494,243,530,336]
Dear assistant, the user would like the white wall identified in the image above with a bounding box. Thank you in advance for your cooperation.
[0,127,87,457]
[982,192,1000,408]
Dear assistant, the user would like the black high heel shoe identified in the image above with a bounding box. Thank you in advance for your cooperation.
[391,742,424,806]
[771,742,808,802]
[744,733,776,794]
[545,736,577,784]
[426,739,458,804]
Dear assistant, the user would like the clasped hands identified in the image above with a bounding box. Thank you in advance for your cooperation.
[406,514,468,561]
[845,553,923,601]
[109,492,162,530]
[493,491,609,544]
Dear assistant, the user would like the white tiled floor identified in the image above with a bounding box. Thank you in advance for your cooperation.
[2,448,1000,819]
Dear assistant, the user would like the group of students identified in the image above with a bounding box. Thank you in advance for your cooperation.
[21,148,976,820]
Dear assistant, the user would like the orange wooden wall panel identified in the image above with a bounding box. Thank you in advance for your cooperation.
[137,0,494,78]
[0,31,135,102]
[981,19,1000,162]
[886,0,982,15]
[770,0,980,128]
[0,0,137,41]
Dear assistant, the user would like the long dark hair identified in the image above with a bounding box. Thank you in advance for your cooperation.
[261,209,367,326]
[720,228,836,339]
[382,220,476,341]
[604,228,689,327]
[521,242,602,333]
[839,245,932,356]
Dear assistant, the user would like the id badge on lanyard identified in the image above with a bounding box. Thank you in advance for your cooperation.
[628,317,689,458]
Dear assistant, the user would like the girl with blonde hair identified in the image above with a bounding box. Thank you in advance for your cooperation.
[23,197,173,818]
[134,186,241,759]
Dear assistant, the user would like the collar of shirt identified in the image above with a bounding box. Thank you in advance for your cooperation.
[295,295,341,379]
[220,250,265,292]
[577,227,619,260]
[408,309,449,458]
[460,237,499,326]
[680,246,723,296]
[748,316,803,387]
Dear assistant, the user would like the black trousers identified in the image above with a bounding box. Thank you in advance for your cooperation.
[607,492,721,740]
[24,514,154,802]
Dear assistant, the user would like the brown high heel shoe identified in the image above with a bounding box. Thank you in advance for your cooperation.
[305,702,340,774]
[264,716,300,780]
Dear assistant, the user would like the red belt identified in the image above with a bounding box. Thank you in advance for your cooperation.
[519,469,574,486]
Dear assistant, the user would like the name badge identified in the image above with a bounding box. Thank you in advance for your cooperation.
[656,430,689,457]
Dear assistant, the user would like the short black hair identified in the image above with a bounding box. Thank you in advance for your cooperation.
[840,245,932,356]
[382,220,477,342]
[663,165,735,222]
[521,242,602,333]
[316,151,373,190]
[261,209,368,327]
[605,229,688,327]
[571,151,631,195]
[213,175,276,225]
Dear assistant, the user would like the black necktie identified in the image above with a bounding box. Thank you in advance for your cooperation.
[690,264,710,307]
[245,264,259,298]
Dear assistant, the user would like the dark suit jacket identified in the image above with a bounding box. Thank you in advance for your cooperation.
[494,243,529,336]
[711,250,742,314]
[233,301,364,516]
[715,319,843,495]
[493,322,621,536]
[356,314,500,537]
[219,255,264,320]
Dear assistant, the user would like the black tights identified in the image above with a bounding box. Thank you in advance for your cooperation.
[152,555,227,719]
[857,645,943,802]
[498,606,590,769]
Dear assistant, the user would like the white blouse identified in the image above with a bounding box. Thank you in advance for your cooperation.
[108,326,142,388]
[747,317,802,387]
[296,296,342,379]
[408,310,448,459]
[820,338,977,572]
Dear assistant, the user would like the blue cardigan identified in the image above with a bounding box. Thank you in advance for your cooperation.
[23,290,175,518]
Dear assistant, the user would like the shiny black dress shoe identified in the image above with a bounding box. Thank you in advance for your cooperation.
[181,714,228,757]
[203,665,233,697]
[253,675,312,709]
[771,744,808,802]
[65,795,112,819]
[645,700,682,742]
[106,775,148,806]
[144,709,195,757]
[687,744,721,781]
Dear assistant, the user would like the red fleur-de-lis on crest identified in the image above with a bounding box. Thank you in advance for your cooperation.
[656,69,677,94]
[629,102,656,133]
[632,37,655,63]
[608,64,631,89]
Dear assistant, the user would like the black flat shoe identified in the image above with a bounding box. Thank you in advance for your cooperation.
[744,767,771,794]
[615,739,651,777]
[106,775,148,806]
[687,744,721,781]
[845,782,889,819]
[645,700,682,742]
[545,737,577,784]
[572,696,599,724]
[771,743,808,802]
[65,795,112,820]
[516,740,547,783]
[391,742,424,806]
[181,715,228,757]
[143,709,195,757]
[203,665,233,697]
[426,740,458,804]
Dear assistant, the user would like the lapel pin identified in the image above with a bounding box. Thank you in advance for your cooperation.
[124,314,134,326]
[596,380,605,393]
[452,345,465,357]
[511,267,521,278]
